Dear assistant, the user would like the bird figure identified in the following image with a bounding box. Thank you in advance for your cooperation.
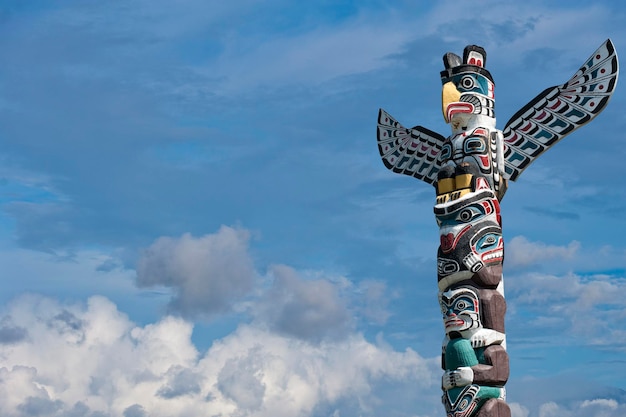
[377,39,618,202]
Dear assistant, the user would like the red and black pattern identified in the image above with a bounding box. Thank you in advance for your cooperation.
[377,108,446,185]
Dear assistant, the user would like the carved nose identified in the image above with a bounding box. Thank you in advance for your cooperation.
[440,233,455,252]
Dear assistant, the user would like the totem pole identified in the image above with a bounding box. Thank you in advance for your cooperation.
[376,40,618,417]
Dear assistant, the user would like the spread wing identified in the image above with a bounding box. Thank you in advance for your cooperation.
[377,108,446,186]
[501,39,619,181]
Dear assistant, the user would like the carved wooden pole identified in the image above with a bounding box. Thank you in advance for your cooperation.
[377,40,618,417]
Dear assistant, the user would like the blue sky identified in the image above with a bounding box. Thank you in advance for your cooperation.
[0,1,625,416]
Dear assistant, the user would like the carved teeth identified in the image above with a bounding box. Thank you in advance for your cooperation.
[482,250,503,260]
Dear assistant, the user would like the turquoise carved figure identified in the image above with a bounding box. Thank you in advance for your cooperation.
[376,40,618,417]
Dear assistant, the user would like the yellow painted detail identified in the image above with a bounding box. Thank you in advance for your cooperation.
[455,174,472,189]
[435,174,476,203]
[436,194,449,204]
[436,188,472,205]
[437,177,455,195]
[442,81,461,123]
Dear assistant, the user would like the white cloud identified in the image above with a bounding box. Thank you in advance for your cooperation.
[509,402,530,417]
[534,398,626,417]
[355,279,395,325]
[0,295,193,416]
[193,324,438,417]
[156,366,203,399]
[135,228,395,341]
[507,271,626,347]
[0,316,28,345]
[538,402,561,417]
[255,264,352,342]
[582,399,619,409]
[136,226,255,318]
[506,236,580,268]
[501,237,626,276]
[509,272,626,307]
[0,294,439,417]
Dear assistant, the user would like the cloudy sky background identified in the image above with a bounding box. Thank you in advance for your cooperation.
[0,1,625,416]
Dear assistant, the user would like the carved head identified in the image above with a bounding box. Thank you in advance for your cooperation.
[435,188,504,289]
[440,45,495,130]
[439,286,482,336]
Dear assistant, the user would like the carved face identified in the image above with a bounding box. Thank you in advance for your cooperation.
[471,226,503,265]
[435,189,503,282]
[440,44,496,136]
[436,189,499,231]
[439,286,481,334]
[439,133,492,177]
[435,127,505,205]
[441,71,495,125]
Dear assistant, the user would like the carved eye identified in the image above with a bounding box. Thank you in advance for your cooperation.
[458,209,474,222]
[460,75,475,89]
[455,300,468,311]
[456,208,480,223]
[464,137,486,154]
[467,140,481,149]
[480,235,497,248]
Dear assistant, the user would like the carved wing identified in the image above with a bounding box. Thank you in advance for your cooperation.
[377,108,446,186]
[501,39,619,181]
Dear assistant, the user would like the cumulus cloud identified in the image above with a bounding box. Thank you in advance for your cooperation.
[254,264,352,342]
[123,404,147,417]
[506,236,580,268]
[506,374,626,417]
[507,271,626,347]
[532,398,626,417]
[0,317,28,344]
[135,226,394,343]
[156,366,203,399]
[217,353,266,411]
[202,325,438,417]
[509,402,530,417]
[136,226,255,318]
[0,294,439,417]
[355,279,395,325]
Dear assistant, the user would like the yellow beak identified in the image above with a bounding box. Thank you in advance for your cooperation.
[442,81,461,123]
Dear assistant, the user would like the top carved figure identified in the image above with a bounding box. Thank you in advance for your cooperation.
[437,45,506,203]
[377,39,619,199]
